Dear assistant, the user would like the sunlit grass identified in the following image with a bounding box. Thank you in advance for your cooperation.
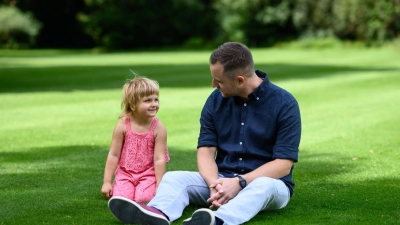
[0,48,399,224]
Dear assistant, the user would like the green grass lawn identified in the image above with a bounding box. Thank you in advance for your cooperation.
[0,47,399,225]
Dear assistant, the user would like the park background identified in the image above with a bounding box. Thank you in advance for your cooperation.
[1,0,399,224]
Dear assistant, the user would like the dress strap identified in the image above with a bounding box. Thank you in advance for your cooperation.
[150,117,159,133]
[125,116,131,131]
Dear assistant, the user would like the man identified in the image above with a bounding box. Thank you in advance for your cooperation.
[108,42,301,225]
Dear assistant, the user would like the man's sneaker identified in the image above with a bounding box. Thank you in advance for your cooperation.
[108,196,169,225]
[182,208,215,225]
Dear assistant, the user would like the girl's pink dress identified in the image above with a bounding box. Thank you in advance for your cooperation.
[112,117,170,203]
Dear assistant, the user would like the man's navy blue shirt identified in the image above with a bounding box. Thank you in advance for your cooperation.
[197,70,301,197]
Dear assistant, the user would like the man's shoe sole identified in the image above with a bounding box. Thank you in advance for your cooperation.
[108,196,169,225]
[182,208,215,225]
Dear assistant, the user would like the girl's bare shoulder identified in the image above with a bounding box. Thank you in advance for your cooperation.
[154,118,167,136]
[114,117,127,133]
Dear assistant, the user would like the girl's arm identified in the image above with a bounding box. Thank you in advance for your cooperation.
[101,120,125,199]
[153,120,168,194]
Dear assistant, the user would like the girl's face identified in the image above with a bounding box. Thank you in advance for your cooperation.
[135,94,159,118]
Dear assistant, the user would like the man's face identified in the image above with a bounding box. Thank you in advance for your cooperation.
[210,62,238,98]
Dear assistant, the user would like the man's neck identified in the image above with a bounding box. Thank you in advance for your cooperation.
[239,74,263,101]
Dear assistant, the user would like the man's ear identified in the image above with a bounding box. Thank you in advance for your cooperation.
[237,75,245,85]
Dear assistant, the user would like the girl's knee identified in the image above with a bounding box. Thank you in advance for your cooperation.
[134,184,156,203]
[135,195,154,204]
[112,183,135,200]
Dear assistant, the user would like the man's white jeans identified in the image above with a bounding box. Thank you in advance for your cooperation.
[148,171,290,225]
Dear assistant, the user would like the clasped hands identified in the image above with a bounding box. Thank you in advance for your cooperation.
[207,177,242,209]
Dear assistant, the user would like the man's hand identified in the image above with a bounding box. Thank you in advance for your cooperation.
[207,177,242,209]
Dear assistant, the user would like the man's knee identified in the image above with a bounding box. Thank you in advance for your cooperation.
[249,177,280,194]
[252,176,276,185]
[161,171,200,186]
[164,171,190,180]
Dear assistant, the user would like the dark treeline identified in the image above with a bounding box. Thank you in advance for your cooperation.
[1,0,399,49]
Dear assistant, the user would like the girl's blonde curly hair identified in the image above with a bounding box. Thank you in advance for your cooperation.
[119,76,159,119]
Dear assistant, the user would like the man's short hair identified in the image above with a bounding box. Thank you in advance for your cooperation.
[209,42,254,78]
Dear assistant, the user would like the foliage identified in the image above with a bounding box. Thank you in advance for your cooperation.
[292,0,400,46]
[277,36,343,49]
[332,0,400,46]
[212,0,298,46]
[1,0,400,49]
[0,6,41,49]
[213,0,400,47]
[77,0,217,49]
[9,0,94,48]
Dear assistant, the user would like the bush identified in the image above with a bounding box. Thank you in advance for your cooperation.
[276,36,344,49]
[0,6,41,49]
[77,0,215,50]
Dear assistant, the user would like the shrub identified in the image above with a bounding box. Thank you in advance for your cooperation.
[0,6,42,49]
[77,0,215,50]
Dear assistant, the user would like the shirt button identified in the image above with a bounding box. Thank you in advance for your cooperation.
[244,103,247,106]
[239,158,242,161]
[241,122,244,125]
[241,169,244,172]
[256,97,259,100]
[240,142,242,145]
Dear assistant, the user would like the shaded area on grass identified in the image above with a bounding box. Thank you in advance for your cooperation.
[0,63,398,93]
[267,150,400,225]
[2,145,399,224]
[0,144,197,224]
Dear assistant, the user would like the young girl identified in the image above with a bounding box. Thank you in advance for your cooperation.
[101,76,170,204]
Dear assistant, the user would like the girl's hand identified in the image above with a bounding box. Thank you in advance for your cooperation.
[101,182,113,199]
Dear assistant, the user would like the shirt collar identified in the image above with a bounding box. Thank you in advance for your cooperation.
[233,70,269,102]
[249,70,269,100]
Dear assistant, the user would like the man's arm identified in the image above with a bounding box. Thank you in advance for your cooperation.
[241,158,293,185]
[207,158,293,208]
[198,146,232,209]
[197,146,218,186]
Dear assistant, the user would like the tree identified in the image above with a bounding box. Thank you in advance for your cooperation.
[0,5,41,48]
[78,0,217,49]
